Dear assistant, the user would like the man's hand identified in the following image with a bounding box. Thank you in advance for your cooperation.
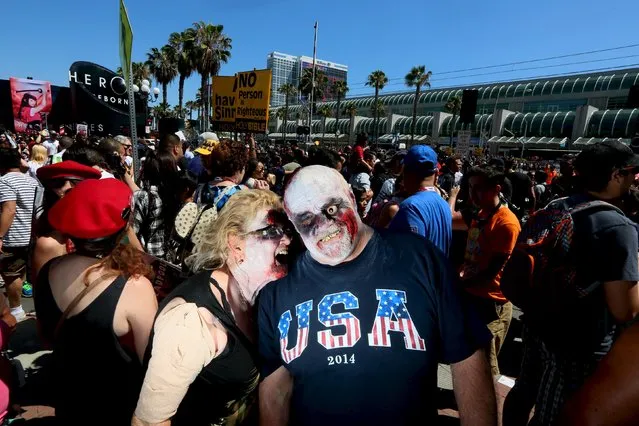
[451,348,497,426]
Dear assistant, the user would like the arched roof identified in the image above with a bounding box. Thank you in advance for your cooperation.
[296,69,639,111]
[586,109,639,138]
[503,111,576,138]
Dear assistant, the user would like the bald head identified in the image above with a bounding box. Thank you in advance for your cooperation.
[284,165,362,266]
[284,165,351,214]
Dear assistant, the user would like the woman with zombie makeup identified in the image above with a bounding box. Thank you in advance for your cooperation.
[133,189,292,426]
[33,178,158,425]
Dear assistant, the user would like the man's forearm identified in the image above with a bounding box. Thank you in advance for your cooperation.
[260,367,293,426]
[452,348,497,426]
[0,209,16,240]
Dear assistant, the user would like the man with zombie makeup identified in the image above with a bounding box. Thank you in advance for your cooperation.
[258,165,497,426]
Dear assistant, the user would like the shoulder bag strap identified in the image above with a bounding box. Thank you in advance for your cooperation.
[54,272,118,339]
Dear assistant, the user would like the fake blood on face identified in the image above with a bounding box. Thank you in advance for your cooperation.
[339,209,359,240]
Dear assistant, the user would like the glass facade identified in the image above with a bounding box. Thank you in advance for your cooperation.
[586,109,639,138]
[267,52,348,107]
[267,54,300,107]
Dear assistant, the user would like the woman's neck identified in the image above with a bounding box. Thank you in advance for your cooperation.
[211,266,251,315]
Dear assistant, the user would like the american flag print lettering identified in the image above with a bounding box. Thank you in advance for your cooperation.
[317,291,361,349]
[367,289,426,351]
[278,300,313,364]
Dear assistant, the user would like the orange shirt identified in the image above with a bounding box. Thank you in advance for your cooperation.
[461,205,521,302]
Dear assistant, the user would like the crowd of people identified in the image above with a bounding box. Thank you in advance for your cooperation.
[0,123,637,425]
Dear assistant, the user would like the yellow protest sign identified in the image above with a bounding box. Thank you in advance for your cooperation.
[234,69,272,133]
[211,76,236,132]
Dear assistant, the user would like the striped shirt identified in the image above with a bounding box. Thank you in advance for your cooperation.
[0,172,39,247]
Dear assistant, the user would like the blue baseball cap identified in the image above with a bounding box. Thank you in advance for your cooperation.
[403,145,438,174]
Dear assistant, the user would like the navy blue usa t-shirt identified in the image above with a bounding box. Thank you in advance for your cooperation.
[258,231,491,426]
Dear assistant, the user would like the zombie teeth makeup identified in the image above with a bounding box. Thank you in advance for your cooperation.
[320,229,340,243]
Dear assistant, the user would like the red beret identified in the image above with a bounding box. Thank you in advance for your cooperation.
[48,179,132,240]
[37,160,101,183]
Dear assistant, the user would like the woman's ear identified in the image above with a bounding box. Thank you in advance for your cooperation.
[227,234,244,260]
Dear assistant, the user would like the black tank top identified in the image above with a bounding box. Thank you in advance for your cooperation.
[34,259,143,425]
[145,271,259,426]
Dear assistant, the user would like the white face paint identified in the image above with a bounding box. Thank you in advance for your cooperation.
[284,165,362,266]
[229,208,291,305]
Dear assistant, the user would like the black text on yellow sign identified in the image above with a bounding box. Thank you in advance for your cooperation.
[234,69,272,134]
[211,76,236,132]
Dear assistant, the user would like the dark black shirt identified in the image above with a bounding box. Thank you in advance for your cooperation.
[506,171,533,209]
[146,272,260,426]
[34,260,142,425]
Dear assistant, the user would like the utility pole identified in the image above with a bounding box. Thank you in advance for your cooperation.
[309,21,318,143]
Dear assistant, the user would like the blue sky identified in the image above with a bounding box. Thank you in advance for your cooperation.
[1,0,638,105]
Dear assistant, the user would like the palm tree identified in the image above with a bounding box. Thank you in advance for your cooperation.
[405,65,433,145]
[366,70,389,144]
[195,88,204,124]
[444,95,463,147]
[332,80,349,127]
[185,100,196,120]
[116,62,150,85]
[278,83,297,144]
[152,103,175,119]
[343,103,358,117]
[146,46,178,106]
[298,68,329,116]
[193,21,232,131]
[370,100,385,117]
[168,29,196,114]
[317,104,333,144]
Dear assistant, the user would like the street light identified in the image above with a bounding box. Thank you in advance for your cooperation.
[135,80,160,135]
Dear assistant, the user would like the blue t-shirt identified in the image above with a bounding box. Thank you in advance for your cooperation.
[258,231,491,426]
[388,190,453,256]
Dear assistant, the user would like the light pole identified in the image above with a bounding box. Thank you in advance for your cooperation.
[132,79,160,135]
[521,120,528,158]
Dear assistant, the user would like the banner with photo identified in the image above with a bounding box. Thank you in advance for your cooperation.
[10,77,53,133]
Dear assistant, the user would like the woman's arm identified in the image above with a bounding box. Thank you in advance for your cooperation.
[123,276,158,361]
[132,301,221,425]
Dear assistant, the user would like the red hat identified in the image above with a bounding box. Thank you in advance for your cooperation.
[37,160,101,183]
[48,179,132,240]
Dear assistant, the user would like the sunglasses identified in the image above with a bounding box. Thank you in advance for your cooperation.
[247,224,292,240]
[49,178,82,189]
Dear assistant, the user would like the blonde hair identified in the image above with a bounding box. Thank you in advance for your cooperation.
[186,189,282,272]
[31,144,48,163]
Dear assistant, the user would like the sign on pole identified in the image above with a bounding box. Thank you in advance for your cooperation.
[456,130,472,158]
[234,69,272,134]
[119,0,138,176]
[119,0,133,83]
[211,76,237,132]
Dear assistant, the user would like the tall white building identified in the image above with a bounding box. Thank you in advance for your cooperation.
[267,51,348,107]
